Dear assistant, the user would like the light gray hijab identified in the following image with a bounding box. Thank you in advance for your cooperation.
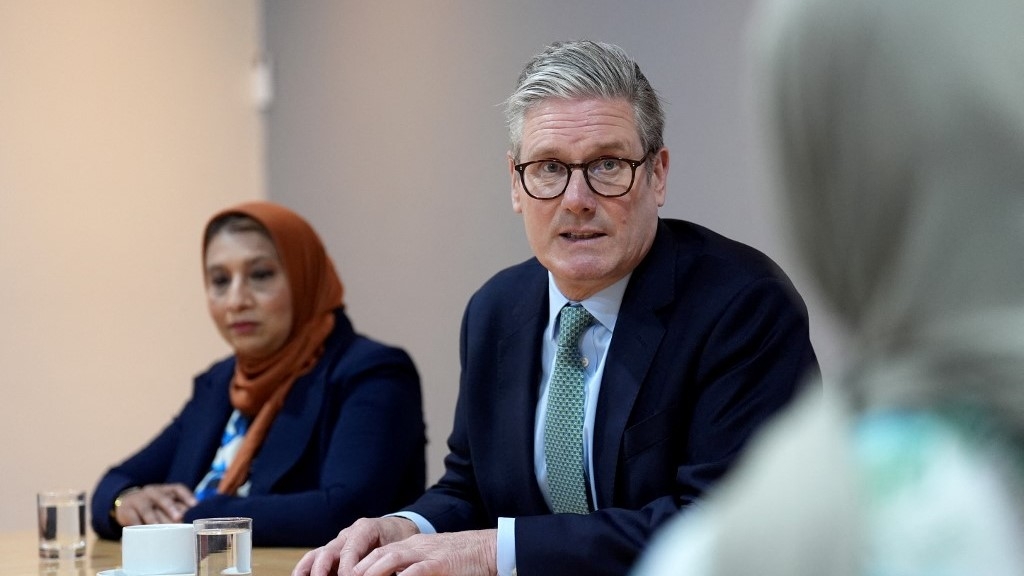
[635,0,1024,574]
[761,0,1024,430]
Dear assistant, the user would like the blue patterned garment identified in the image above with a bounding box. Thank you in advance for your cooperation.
[195,409,252,501]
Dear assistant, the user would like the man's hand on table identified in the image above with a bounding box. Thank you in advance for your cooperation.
[292,516,497,576]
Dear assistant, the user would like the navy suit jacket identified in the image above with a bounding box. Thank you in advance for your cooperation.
[405,219,817,575]
[91,309,426,547]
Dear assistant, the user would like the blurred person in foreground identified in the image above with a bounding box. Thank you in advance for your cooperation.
[92,201,426,547]
[632,0,1024,574]
[294,40,817,576]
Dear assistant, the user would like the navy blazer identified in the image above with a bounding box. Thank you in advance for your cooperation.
[406,219,818,575]
[91,309,426,547]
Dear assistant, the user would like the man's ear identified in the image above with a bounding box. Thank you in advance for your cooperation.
[509,152,524,213]
[651,147,669,207]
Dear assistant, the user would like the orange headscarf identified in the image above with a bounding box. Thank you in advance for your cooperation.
[202,201,344,496]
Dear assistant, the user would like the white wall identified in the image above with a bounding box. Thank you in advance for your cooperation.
[262,0,845,485]
[0,1,264,531]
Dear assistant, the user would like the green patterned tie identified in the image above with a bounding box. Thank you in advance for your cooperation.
[544,304,595,514]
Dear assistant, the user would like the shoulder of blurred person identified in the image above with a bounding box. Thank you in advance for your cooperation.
[632,386,1024,576]
[629,0,1024,573]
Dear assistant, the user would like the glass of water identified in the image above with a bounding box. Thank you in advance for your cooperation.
[193,517,252,576]
[37,489,86,559]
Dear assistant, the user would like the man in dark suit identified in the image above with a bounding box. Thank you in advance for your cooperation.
[294,40,816,576]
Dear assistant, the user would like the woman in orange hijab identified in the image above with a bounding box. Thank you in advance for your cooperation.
[91,201,426,546]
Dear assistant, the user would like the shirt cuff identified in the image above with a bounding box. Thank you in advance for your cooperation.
[497,517,517,576]
[385,511,436,535]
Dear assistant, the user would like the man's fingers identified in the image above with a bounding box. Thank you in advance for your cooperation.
[293,518,415,576]
[310,545,342,576]
[353,544,414,576]
[292,547,327,576]
[338,532,372,574]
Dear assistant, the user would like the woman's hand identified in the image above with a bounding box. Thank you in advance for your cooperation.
[114,484,198,526]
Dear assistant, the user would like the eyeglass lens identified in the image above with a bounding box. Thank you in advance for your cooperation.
[521,158,639,198]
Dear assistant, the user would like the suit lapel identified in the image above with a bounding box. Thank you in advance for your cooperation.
[253,369,325,490]
[494,266,550,513]
[592,222,677,507]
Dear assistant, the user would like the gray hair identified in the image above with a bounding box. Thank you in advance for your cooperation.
[504,40,665,163]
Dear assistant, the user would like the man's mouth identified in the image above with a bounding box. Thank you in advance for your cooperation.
[561,231,603,240]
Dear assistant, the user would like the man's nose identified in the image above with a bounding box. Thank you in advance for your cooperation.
[561,168,596,210]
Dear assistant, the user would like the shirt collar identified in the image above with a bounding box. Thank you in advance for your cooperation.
[547,272,631,336]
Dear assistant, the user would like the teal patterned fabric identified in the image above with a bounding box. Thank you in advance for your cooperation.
[856,410,1024,576]
[544,304,594,514]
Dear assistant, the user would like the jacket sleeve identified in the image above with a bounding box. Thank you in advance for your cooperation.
[90,397,196,540]
[399,292,498,532]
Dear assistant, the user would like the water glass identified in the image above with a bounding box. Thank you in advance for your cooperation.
[193,517,252,576]
[37,489,86,559]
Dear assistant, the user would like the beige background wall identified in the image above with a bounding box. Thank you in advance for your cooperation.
[0,1,263,531]
[0,0,843,534]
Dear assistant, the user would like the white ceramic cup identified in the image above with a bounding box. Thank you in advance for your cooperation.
[121,523,196,576]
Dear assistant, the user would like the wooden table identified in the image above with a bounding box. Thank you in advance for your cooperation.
[0,531,308,576]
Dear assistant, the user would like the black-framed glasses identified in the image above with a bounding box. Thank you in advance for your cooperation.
[514,154,649,199]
